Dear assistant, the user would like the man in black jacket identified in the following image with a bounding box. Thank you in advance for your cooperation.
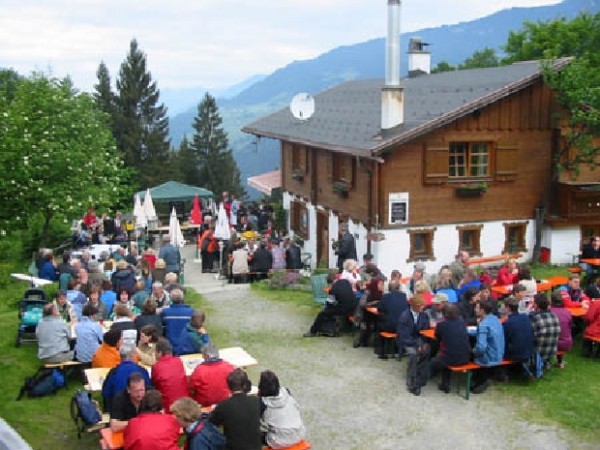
[335,223,357,272]
[303,276,357,337]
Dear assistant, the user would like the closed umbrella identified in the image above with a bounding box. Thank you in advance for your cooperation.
[143,188,157,221]
[169,207,185,248]
[214,202,231,280]
[133,193,147,229]
[190,195,202,225]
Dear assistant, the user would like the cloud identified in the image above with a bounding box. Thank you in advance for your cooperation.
[0,0,562,92]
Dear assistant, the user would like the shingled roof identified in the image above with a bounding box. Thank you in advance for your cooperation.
[242,59,570,158]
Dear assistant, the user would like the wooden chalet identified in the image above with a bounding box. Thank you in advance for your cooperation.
[242,3,599,276]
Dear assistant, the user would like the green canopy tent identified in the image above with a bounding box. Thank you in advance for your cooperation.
[138,181,213,202]
[137,181,213,221]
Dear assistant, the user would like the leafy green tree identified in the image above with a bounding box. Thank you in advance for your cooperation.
[0,68,22,105]
[0,74,133,247]
[503,13,600,172]
[458,47,499,70]
[430,61,455,74]
[191,93,246,198]
[114,39,171,188]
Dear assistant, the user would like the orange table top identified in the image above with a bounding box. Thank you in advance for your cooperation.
[547,276,569,287]
[420,328,436,339]
[566,306,587,317]
[100,428,124,450]
[581,258,600,266]
[492,282,552,296]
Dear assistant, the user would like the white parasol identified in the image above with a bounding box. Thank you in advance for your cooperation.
[143,188,157,221]
[133,193,147,229]
[214,202,231,240]
[169,207,185,248]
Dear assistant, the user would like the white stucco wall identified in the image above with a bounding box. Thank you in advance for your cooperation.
[541,225,581,265]
[282,191,580,274]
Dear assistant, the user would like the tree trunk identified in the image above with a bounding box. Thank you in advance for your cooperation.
[39,213,53,249]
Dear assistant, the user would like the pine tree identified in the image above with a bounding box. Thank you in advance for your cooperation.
[175,136,201,185]
[114,39,171,188]
[191,93,246,198]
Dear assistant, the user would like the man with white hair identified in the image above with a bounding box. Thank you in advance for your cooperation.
[150,281,170,313]
[101,341,151,411]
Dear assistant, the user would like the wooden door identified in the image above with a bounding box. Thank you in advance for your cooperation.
[317,210,329,268]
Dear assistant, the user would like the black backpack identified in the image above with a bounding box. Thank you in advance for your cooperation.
[17,367,65,400]
[70,389,103,438]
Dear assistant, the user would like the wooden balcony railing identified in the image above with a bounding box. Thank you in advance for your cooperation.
[557,183,600,219]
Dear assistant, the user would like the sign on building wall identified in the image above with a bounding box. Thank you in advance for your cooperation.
[389,192,409,225]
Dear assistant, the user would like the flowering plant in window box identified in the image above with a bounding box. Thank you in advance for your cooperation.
[454,182,487,197]
[332,180,350,197]
[291,169,304,182]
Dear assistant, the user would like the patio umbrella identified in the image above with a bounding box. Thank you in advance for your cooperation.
[133,193,147,229]
[213,202,231,280]
[190,194,202,225]
[169,207,185,248]
[143,188,157,221]
[214,202,231,240]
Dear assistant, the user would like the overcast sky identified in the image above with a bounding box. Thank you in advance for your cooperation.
[0,0,561,92]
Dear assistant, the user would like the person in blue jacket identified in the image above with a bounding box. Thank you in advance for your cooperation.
[161,288,194,351]
[472,299,505,394]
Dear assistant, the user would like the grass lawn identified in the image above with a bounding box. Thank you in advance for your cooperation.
[0,263,596,447]
[0,279,209,449]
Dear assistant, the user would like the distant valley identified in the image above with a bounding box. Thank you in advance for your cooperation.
[165,0,599,197]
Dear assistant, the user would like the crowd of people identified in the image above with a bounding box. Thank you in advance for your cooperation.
[303,229,600,396]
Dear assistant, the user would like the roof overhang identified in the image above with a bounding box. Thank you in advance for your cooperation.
[247,170,281,196]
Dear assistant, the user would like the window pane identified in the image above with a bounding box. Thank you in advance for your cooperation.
[414,234,425,251]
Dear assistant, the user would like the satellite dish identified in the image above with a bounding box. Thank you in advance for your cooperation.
[290,93,315,120]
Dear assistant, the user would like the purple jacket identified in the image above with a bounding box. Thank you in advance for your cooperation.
[551,306,573,352]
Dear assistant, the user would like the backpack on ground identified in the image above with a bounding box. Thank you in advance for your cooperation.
[17,367,65,400]
[70,389,103,438]
[522,351,544,380]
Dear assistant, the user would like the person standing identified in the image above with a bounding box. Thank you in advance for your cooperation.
[209,368,261,450]
[159,235,181,276]
[335,223,357,272]
[199,227,218,273]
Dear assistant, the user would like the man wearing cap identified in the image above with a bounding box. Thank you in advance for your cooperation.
[159,235,181,275]
[424,293,448,326]
[335,223,357,272]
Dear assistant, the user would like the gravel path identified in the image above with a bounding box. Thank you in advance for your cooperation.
[183,247,589,450]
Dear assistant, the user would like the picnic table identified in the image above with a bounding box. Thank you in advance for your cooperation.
[491,281,552,296]
[179,346,257,376]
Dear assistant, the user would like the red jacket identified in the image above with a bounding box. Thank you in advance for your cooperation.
[189,359,234,406]
[496,266,519,286]
[199,230,218,253]
[559,287,590,308]
[124,412,180,450]
[584,301,600,338]
[151,355,189,413]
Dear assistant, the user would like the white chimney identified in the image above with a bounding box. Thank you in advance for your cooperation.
[408,37,431,77]
[381,0,404,130]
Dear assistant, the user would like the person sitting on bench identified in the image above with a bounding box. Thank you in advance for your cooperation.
[471,299,505,394]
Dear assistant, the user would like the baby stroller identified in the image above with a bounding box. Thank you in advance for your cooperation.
[16,288,48,347]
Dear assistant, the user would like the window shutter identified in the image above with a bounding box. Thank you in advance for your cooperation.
[495,145,518,181]
[423,146,449,185]
[327,152,333,182]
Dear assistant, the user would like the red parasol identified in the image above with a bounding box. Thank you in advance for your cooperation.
[190,194,202,225]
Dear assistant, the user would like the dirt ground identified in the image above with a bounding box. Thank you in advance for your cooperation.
[183,247,592,450]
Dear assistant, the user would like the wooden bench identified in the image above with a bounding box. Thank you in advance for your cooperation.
[467,253,522,266]
[449,360,515,400]
[379,331,398,358]
[265,440,312,450]
[44,360,83,386]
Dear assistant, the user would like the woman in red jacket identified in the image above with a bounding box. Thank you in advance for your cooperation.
[496,258,520,286]
[582,300,600,357]
[124,390,180,450]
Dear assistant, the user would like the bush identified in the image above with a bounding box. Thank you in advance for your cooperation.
[268,270,302,289]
